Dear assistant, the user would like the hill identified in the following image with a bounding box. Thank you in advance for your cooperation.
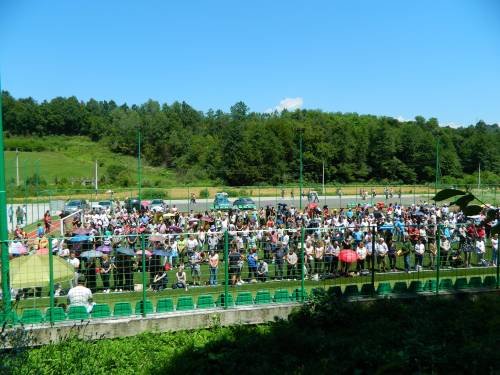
[3,136,197,191]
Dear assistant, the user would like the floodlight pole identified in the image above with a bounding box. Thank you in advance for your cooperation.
[137,127,142,209]
[0,78,12,314]
[299,129,303,211]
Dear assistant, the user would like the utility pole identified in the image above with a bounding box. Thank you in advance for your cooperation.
[95,159,98,192]
[16,148,19,186]
[322,161,325,196]
[478,163,481,191]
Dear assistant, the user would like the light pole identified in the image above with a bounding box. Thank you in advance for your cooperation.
[299,129,304,211]
[137,126,142,207]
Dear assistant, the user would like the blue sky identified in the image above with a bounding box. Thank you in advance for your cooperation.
[1,0,499,126]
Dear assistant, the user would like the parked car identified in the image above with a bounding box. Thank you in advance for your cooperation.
[62,199,89,217]
[91,200,114,212]
[150,199,165,212]
[124,198,150,212]
[211,192,232,210]
[233,197,256,210]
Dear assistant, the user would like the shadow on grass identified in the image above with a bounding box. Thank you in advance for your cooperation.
[153,289,500,375]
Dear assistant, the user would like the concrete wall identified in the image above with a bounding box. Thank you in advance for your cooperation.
[15,303,299,347]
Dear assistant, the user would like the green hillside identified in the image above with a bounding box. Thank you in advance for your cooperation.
[3,136,187,189]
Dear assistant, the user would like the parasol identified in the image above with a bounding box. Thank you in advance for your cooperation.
[116,247,136,256]
[339,249,358,263]
[80,250,104,259]
[5,254,74,289]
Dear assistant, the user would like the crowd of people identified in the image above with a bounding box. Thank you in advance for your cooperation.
[9,198,499,297]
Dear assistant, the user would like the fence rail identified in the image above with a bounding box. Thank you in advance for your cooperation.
[1,222,498,326]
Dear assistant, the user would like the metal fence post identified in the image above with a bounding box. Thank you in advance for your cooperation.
[436,224,441,295]
[300,226,305,302]
[371,225,376,293]
[48,238,55,323]
[224,230,229,309]
[141,234,147,317]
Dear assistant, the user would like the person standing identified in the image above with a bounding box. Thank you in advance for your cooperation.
[414,239,425,271]
[274,243,285,280]
[100,254,112,293]
[401,236,412,273]
[285,247,298,279]
[491,233,498,267]
[356,241,367,272]
[375,238,388,272]
[68,252,80,287]
[208,250,219,286]
[247,248,258,281]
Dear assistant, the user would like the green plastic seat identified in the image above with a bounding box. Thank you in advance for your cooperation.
[235,292,254,306]
[360,283,375,296]
[45,307,66,322]
[215,293,234,308]
[91,304,111,319]
[274,289,291,303]
[343,284,359,298]
[156,298,175,312]
[20,309,44,325]
[176,296,195,311]
[196,295,215,309]
[67,305,89,320]
[423,280,436,292]
[291,288,308,301]
[113,302,133,317]
[439,278,453,291]
[483,276,496,288]
[377,282,392,295]
[468,276,482,288]
[328,286,342,299]
[454,277,468,290]
[255,290,272,304]
[392,281,408,294]
[135,300,154,315]
[408,280,423,293]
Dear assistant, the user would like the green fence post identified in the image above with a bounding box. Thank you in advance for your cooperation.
[224,230,229,309]
[187,187,190,213]
[141,233,147,317]
[371,225,376,294]
[436,224,441,295]
[300,226,305,302]
[258,186,261,209]
[496,245,499,289]
[0,80,12,317]
[48,238,55,323]
[413,183,416,205]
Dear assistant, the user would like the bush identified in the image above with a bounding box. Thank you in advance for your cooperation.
[199,188,209,198]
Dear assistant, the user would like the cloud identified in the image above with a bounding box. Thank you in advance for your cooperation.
[396,116,408,122]
[266,97,303,113]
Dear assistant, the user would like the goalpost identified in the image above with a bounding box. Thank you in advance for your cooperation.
[59,209,83,236]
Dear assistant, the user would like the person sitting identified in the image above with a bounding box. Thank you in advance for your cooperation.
[174,264,188,291]
[67,275,94,313]
[151,264,169,292]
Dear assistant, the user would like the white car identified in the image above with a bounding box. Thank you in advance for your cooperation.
[150,199,165,212]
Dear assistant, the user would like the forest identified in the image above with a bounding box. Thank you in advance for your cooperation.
[2,91,499,185]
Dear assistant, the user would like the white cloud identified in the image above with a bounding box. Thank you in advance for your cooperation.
[266,97,303,113]
[396,116,408,122]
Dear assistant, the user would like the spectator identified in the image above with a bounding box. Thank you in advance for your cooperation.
[286,247,298,279]
[256,259,268,282]
[208,250,219,286]
[356,241,367,272]
[414,239,425,271]
[67,275,94,313]
[491,233,498,266]
[175,264,188,291]
[375,238,388,272]
[100,254,112,293]
[247,248,258,281]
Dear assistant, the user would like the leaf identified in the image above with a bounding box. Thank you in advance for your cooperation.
[432,189,466,202]
[462,205,482,216]
[491,223,500,236]
[452,194,475,210]
[486,208,498,222]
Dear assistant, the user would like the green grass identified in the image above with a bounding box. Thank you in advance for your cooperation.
[4,136,177,189]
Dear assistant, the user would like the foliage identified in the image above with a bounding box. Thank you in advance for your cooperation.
[2,293,498,374]
[3,91,500,185]
[432,188,500,235]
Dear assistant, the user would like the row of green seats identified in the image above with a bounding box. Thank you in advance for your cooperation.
[333,275,497,298]
[11,289,302,325]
